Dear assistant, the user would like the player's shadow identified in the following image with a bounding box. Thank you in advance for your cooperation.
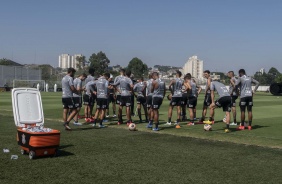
[71,126,106,131]
[250,125,269,130]
[220,125,269,132]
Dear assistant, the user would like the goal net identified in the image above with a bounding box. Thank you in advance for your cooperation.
[13,80,46,91]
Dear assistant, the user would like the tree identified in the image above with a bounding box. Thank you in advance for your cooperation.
[267,67,280,84]
[76,55,86,71]
[127,57,148,78]
[0,58,22,66]
[275,74,282,83]
[89,51,110,76]
[268,67,280,76]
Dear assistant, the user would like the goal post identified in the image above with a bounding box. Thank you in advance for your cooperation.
[13,80,46,91]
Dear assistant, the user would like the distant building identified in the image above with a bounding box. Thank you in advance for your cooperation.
[59,54,84,69]
[260,68,265,75]
[59,54,71,69]
[182,55,203,80]
[72,54,83,69]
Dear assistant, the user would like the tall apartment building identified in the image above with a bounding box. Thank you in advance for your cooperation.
[59,54,71,69]
[71,54,83,69]
[182,55,203,80]
[59,54,83,69]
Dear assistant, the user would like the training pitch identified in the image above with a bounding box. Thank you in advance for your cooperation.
[0,92,281,184]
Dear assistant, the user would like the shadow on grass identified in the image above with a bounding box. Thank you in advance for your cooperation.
[57,149,74,157]
[56,144,75,158]
[251,125,270,130]
[217,125,270,132]
[71,127,104,131]
[59,144,74,149]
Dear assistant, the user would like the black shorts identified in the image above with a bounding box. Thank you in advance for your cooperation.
[116,94,121,104]
[152,96,163,109]
[187,96,197,109]
[204,94,212,106]
[170,96,182,106]
[240,96,253,111]
[62,97,77,109]
[146,95,153,108]
[96,98,108,109]
[137,96,146,105]
[83,94,95,106]
[240,96,253,106]
[120,96,131,107]
[231,95,238,107]
[91,94,97,102]
[215,96,232,112]
[73,96,82,108]
[181,93,188,105]
[108,94,116,103]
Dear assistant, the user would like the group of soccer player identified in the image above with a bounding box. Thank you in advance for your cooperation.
[61,66,260,133]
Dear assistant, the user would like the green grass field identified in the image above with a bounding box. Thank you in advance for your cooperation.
[0,92,281,184]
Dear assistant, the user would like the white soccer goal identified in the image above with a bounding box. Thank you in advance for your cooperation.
[13,80,46,91]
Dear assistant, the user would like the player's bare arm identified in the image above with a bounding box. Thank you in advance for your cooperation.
[168,80,175,94]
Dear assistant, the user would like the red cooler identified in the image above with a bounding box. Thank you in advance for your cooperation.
[12,88,60,159]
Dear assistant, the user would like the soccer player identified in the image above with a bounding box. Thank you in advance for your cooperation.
[61,67,78,130]
[200,70,213,123]
[227,71,239,126]
[146,73,154,128]
[83,79,96,122]
[235,69,260,130]
[114,70,134,125]
[130,74,136,116]
[151,72,166,131]
[166,70,183,128]
[72,73,87,125]
[106,75,117,118]
[184,73,201,126]
[84,68,96,122]
[114,69,125,107]
[181,79,188,121]
[89,73,111,128]
[192,78,202,120]
[133,77,148,123]
[209,80,232,133]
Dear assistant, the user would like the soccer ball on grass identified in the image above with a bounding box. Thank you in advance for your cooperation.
[128,123,137,131]
[204,124,212,131]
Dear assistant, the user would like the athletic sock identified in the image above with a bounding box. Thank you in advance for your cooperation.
[99,119,103,126]
[209,117,213,121]
[113,110,116,114]
[138,114,142,121]
[248,121,252,126]
[234,119,236,123]
[182,109,186,116]
[93,119,97,125]
[241,121,244,126]
[168,117,171,122]
[226,124,230,129]
[177,119,180,124]
[200,117,205,122]
[155,122,159,129]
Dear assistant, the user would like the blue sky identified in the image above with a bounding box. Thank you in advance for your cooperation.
[1,0,282,74]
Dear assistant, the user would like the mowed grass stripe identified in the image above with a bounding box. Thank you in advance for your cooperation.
[1,114,281,184]
[1,92,282,149]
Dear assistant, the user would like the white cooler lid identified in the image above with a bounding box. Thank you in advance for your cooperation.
[12,88,44,127]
